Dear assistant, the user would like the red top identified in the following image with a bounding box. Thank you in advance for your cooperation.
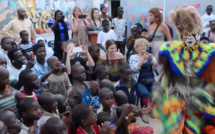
[76,125,99,134]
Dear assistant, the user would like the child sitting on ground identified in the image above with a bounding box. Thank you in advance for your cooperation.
[47,56,72,96]
[0,110,22,134]
[88,45,100,80]
[40,117,68,134]
[67,64,92,105]
[38,92,59,123]
[17,98,43,134]
[95,65,110,81]
[18,30,34,60]
[19,69,40,100]
[0,37,12,66]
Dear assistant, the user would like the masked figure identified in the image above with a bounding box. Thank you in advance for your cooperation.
[154,6,215,134]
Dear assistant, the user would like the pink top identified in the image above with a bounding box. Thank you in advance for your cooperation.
[20,91,38,100]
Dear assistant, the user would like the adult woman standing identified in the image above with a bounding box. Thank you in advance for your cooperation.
[47,10,70,60]
[147,8,171,60]
[129,38,157,123]
[100,6,112,27]
[69,6,91,47]
[88,8,103,44]
[97,40,124,82]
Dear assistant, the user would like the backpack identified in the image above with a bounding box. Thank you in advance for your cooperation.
[164,23,174,41]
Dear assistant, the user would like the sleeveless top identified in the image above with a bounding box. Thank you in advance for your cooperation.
[149,31,165,41]
[92,21,103,31]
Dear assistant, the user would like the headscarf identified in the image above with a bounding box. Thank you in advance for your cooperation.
[35,37,54,58]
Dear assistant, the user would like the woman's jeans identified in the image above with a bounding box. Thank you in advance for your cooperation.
[137,83,153,107]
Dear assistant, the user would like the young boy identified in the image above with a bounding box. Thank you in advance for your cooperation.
[97,20,117,54]
[18,30,34,60]
[38,92,59,123]
[47,56,72,96]
[0,37,12,67]
[19,69,40,100]
[95,65,110,81]
[17,98,43,134]
[0,110,22,134]
[40,117,68,134]
[99,79,115,92]
[67,64,92,105]
[0,54,7,68]
[72,104,99,134]
[88,45,100,80]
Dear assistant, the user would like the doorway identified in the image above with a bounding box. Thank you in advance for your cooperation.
[111,0,120,18]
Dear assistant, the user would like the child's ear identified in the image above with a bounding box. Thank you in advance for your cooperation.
[81,119,87,126]
[22,112,27,118]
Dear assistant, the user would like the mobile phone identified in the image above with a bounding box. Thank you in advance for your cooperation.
[72,47,82,53]
[147,47,152,54]
[78,15,86,19]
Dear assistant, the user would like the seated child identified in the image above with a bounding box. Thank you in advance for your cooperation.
[88,45,100,80]
[35,37,54,59]
[18,30,34,60]
[95,65,110,81]
[47,56,72,96]
[17,98,43,134]
[0,37,12,66]
[0,110,22,134]
[0,54,7,68]
[19,69,40,100]
[0,120,7,134]
[38,92,59,123]
[72,104,99,134]
[67,64,92,105]
[40,117,68,134]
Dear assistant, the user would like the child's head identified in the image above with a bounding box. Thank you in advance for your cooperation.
[135,23,143,35]
[96,65,110,81]
[64,40,75,53]
[17,98,41,121]
[32,43,46,61]
[88,45,100,61]
[0,54,7,68]
[99,88,114,110]
[99,79,114,92]
[20,30,29,43]
[19,69,40,89]
[47,56,62,72]
[131,26,138,37]
[8,48,25,66]
[55,94,69,114]
[0,66,10,88]
[114,90,128,106]
[0,110,21,134]
[1,37,12,51]
[97,112,115,126]
[72,104,97,128]
[38,92,58,113]
[60,41,67,52]
[102,20,110,31]
[119,63,132,82]
[41,117,68,134]
[71,63,86,81]
[0,121,7,134]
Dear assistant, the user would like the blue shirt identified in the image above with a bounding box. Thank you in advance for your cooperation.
[47,20,70,41]
[80,86,91,104]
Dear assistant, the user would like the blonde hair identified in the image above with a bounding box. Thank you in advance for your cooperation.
[72,6,82,17]
[134,38,149,52]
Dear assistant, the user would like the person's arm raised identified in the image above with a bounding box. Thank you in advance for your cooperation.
[82,45,95,67]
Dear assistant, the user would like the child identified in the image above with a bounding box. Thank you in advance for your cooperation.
[19,69,40,100]
[95,65,110,81]
[99,79,115,92]
[67,64,92,105]
[97,112,115,127]
[0,110,22,134]
[88,45,100,80]
[47,56,72,96]
[72,104,99,134]
[55,94,70,115]
[0,120,7,134]
[40,117,68,134]
[0,54,7,68]
[35,37,54,59]
[97,20,117,54]
[18,30,34,60]
[0,37,12,66]
[38,92,59,123]
[115,63,138,105]
[17,98,43,134]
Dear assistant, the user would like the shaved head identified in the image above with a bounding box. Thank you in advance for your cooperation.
[17,8,26,19]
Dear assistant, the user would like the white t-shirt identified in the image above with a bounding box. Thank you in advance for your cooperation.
[97,30,117,54]
[8,65,26,83]
[112,18,127,41]
[202,13,215,33]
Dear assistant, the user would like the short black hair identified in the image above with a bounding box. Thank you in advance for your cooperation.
[42,117,65,134]
[207,5,213,9]
[32,43,45,53]
[1,37,10,45]
[102,19,109,25]
[72,104,91,127]
[114,90,128,106]
[97,112,113,126]
[88,45,99,53]
[7,48,21,60]
[71,63,83,76]
[20,30,28,37]
[19,69,34,85]
[99,88,113,99]
[17,98,36,118]
[119,63,131,73]
[38,92,54,107]
[99,79,114,92]
[96,65,108,75]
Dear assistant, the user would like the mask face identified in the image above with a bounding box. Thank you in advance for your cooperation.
[182,34,198,48]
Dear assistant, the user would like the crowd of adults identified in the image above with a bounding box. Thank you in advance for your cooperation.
[0,3,215,134]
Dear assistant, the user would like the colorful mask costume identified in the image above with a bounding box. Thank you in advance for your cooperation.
[153,6,215,134]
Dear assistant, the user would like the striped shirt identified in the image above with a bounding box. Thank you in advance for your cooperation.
[18,42,34,58]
